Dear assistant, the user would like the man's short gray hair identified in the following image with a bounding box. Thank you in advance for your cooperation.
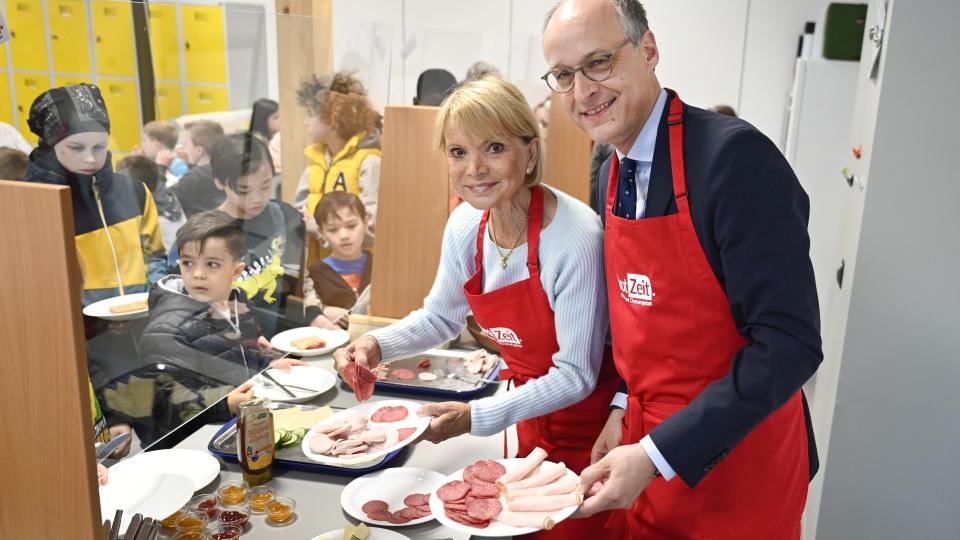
[544,0,650,45]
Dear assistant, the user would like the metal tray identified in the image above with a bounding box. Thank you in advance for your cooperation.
[207,404,401,477]
[359,348,502,399]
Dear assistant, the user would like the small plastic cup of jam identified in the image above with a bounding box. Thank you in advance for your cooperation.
[187,493,220,519]
[172,532,206,540]
[246,485,276,513]
[160,508,185,528]
[207,524,243,539]
[266,496,296,525]
[217,503,250,527]
[216,481,249,505]
[174,510,209,533]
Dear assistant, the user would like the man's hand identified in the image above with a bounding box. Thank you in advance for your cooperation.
[227,382,255,414]
[97,463,110,486]
[416,402,471,444]
[577,443,657,517]
[333,335,382,375]
[591,408,625,464]
[107,423,133,458]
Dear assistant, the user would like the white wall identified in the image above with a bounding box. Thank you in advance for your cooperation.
[331,0,837,147]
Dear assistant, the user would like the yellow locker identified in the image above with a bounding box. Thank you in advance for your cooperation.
[154,82,182,120]
[98,78,140,153]
[182,5,227,84]
[0,74,13,126]
[7,0,49,71]
[54,75,92,88]
[147,3,180,82]
[92,1,136,77]
[48,0,92,74]
[13,73,46,141]
[186,86,228,114]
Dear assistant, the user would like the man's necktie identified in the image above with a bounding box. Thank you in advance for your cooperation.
[615,157,639,219]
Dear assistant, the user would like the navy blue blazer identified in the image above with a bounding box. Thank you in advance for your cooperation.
[598,91,822,487]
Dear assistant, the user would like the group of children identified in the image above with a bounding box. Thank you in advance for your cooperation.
[16,72,381,450]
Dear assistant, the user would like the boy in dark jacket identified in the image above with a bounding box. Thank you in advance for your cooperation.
[129,211,305,445]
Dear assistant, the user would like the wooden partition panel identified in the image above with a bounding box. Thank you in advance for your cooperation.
[0,181,99,539]
[276,0,333,204]
[370,105,449,318]
[543,101,594,204]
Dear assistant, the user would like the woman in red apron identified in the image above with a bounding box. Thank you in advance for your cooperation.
[333,77,619,538]
[599,93,809,539]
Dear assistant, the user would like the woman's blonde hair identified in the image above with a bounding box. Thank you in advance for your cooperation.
[434,77,543,187]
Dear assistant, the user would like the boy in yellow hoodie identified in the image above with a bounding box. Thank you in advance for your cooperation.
[293,72,382,231]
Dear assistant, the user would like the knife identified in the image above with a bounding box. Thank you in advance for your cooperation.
[261,370,297,398]
[95,432,131,463]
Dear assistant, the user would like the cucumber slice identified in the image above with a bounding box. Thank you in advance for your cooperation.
[292,428,308,439]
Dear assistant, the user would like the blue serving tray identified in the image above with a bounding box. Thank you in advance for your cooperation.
[207,407,401,477]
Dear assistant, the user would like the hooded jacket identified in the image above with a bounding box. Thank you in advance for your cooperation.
[294,130,381,225]
[25,147,167,306]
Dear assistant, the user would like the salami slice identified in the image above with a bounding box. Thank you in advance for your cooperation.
[371,405,409,423]
[445,510,490,528]
[437,480,470,502]
[403,493,430,507]
[397,427,417,441]
[467,481,499,498]
[412,506,432,518]
[466,497,503,520]
[462,465,477,484]
[367,509,393,522]
[344,363,376,401]
[418,358,432,369]
[395,507,420,521]
[472,459,507,482]
[361,500,389,515]
[444,502,469,512]
[392,367,416,380]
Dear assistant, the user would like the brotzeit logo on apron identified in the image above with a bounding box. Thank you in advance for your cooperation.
[480,326,523,347]
[618,273,655,306]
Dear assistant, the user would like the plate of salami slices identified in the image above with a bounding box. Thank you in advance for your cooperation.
[341,467,448,526]
[301,399,430,466]
[428,448,583,536]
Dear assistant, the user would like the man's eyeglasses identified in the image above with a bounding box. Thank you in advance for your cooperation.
[542,40,631,93]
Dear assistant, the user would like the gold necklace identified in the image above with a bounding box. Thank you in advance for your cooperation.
[488,210,530,269]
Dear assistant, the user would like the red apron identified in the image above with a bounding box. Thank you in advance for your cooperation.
[603,93,809,539]
[464,185,620,539]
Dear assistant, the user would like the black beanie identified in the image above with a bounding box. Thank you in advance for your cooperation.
[27,83,111,147]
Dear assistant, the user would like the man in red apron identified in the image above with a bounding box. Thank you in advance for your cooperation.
[464,185,621,538]
[544,1,823,538]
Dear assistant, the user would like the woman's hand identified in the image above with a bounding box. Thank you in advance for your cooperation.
[333,335,382,375]
[227,382,255,414]
[416,402,471,444]
[269,358,308,369]
[591,408,625,464]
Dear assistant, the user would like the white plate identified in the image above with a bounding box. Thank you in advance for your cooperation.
[301,399,430,466]
[428,458,580,536]
[270,327,350,357]
[82,292,150,321]
[312,528,410,540]
[99,472,194,530]
[341,467,447,527]
[252,365,337,403]
[108,449,220,491]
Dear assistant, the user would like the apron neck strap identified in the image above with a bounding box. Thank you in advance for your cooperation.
[475,185,545,274]
[605,90,689,217]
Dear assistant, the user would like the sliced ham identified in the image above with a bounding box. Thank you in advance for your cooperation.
[308,433,335,454]
[502,461,566,492]
[496,447,548,485]
[356,429,387,444]
[506,491,582,512]
[344,362,377,401]
[496,509,556,530]
[505,475,578,500]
